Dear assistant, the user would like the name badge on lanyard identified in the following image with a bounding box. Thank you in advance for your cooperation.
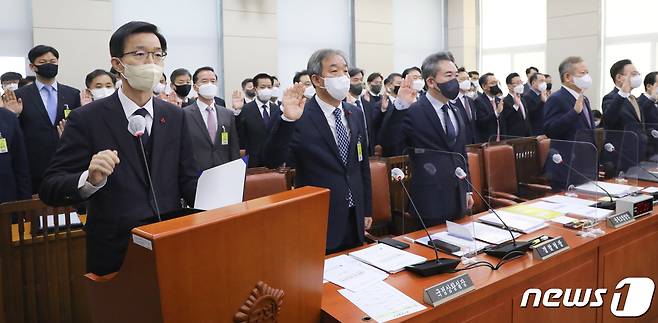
[0,132,8,154]
[220,125,229,145]
[64,104,71,119]
[357,137,363,162]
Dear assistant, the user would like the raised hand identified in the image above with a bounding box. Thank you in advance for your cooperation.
[513,92,522,107]
[364,217,373,230]
[540,90,548,103]
[495,99,504,114]
[380,90,389,112]
[574,93,584,114]
[2,89,23,115]
[56,119,67,138]
[396,74,418,105]
[164,92,182,107]
[87,150,120,186]
[281,83,306,121]
[231,89,244,110]
[80,90,92,106]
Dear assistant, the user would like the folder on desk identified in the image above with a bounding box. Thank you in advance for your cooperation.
[348,243,427,274]
[478,211,547,234]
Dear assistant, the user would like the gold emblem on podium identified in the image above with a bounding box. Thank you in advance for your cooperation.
[234,281,285,322]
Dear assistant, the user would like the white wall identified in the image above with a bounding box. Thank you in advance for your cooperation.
[392,0,445,72]
[0,0,33,77]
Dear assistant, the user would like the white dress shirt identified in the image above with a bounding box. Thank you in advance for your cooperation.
[35,79,58,112]
[255,97,271,118]
[426,91,459,133]
[316,95,351,145]
[197,99,217,129]
[77,87,155,198]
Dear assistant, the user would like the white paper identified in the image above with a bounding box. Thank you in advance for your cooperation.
[468,221,521,245]
[323,255,388,292]
[338,281,426,322]
[478,211,547,234]
[194,158,246,210]
[38,213,81,229]
[349,243,426,274]
[551,215,578,224]
[642,187,658,193]
[575,181,642,198]
[541,195,597,206]
[415,232,490,256]
[526,200,613,220]
[446,220,474,241]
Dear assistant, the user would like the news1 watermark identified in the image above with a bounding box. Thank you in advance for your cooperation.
[520,277,656,317]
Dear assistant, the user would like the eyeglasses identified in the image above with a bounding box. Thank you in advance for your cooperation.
[122,50,167,62]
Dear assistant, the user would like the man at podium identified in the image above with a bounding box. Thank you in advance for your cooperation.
[39,21,198,275]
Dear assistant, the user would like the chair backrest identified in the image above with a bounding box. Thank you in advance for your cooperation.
[538,137,551,169]
[483,144,518,194]
[0,199,87,323]
[504,137,541,183]
[467,152,485,213]
[369,160,391,227]
[381,155,410,214]
[243,171,288,201]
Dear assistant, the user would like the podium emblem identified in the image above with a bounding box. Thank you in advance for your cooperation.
[234,281,285,322]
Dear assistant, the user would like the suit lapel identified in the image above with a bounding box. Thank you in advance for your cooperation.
[308,98,344,166]
[343,103,359,163]
[102,93,147,186]
[420,96,451,147]
[190,103,213,145]
[150,100,168,177]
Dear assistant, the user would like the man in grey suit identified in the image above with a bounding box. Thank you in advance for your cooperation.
[184,67,240,172]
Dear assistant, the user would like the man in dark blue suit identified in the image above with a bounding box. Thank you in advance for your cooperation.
[395,51,473,227]
[373,73,407,157]
[454,67,478,144]
[474,73,505,143]
[639,72,658,158]
[522,72,548,135]
[264,49,372,254]
[39,21,198,275]
[0,107,31,203]
[543,56,596,189]
[13,45,81,193]
[348,67,375,156]
[502,72,532,137]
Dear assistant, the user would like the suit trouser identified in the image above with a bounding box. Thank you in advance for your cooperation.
[326,207,362,255]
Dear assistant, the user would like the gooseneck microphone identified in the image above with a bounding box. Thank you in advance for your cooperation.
[128,115,162,222]
[604,143,658,182]
[552,153,615,209]
[454,167,531,258]
[391,168,460,276]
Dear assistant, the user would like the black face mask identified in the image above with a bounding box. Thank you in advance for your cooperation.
[35,63,58,79]
[370,84,382,94]
[546,83,553,91]
[393,85,400,95]
[245,89,256,98]
[174,84,191,97]
[435,78,460,100]
[349,83,363,96]
[488,84,503,96]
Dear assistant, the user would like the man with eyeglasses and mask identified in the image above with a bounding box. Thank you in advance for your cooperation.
[39,21,198,276]
[9,45,81,193]
[474,72,505,143]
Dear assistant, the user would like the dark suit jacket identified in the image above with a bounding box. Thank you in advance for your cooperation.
[474,92,504,143]
[502,94,532,137]
[39,92,198,275]
[354,98,375,156]
[522,89,545,135]
[264,97,372,251]
[15,82,81,193]
[373,98,408,156]
[183,102,240,172]
[639,93,658,158]
[402,94,470,223]
[601,88,647,171]
[238,99,281,167]
[0,108,31,203]
[453,94,478,144]
[214,96,226,107]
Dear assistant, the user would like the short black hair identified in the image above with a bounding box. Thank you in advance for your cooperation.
[457,67,467,73]
[348,67,364,78]
[384,73,402,85]
[479,73,494,87]
[170,68,191,83]
[85,69,116,88]
[468,71,479,78]
[529,72,543,85]
[644,72,658,91]
[241,78,252,88]
[591,110,602,119]
[19,76,36,88]
[252,73,273,87]
[506,72,520,85]
[109,21,167,58]
[293,70,309,83]
[367,72,383,83]
[544,73,551,78]
[525,66,539,75]
[1,72,22,83]
[161,72,166,82]
[401,66,421,78]
[193,66,217,84]
[28,45,59,63]
[271,75,279,81]
[610,59,632,82]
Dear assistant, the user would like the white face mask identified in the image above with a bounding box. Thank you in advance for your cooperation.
[573,73,592,90]
[303,85,316,99]
[198,83,218,100]
[271,86,283,99]
[257,88,273,102]
[320,75,350,101]
[153,82,166,94]
[412,79,425,91]
[90,87,115,100]
[630,74,643,89]
[537,82,547,92]
[2,83,18,92]
[459,80,471,91]
[513,84,524,94]
[465,91,477,99]
[119,61,163,92]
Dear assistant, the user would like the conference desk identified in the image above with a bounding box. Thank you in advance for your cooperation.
[321,181,658,323]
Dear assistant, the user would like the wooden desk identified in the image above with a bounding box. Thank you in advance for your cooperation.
[321,184,658,323]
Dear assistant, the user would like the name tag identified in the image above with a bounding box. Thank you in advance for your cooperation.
[221,126,228,145]
[424,273,475,307]
[0,137,7,153]
[357,140,363,162]
[532,236,569,260]
[64,104,71,119]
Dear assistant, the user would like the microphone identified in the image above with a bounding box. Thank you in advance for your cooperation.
[552,153,615,209]
[604,142,658,182]
[128,115,162,222]
[454,167,531,258]
[390,167,460,276]
[650,129,658,139]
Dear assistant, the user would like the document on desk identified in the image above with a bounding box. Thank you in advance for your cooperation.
[348,243,427,274]
[575,181,642,198]
[540,195,597,206]
[503,203,564,220]
[338,281,426,322]
[323,255,388,292]
[415,231,490,257]
[194,158,246,210]
[523,201,613,220]
[478,210,547,234]
[467,221,521,245]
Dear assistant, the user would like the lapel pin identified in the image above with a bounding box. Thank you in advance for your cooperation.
[160,116,166,124]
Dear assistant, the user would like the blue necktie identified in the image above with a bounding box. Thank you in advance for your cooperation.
[332,107,354,207]
[45,85,57,125]
[442,105,457,145]
[261,104,271,128]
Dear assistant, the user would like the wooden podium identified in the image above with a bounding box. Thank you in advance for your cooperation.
[84,186,330,323]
